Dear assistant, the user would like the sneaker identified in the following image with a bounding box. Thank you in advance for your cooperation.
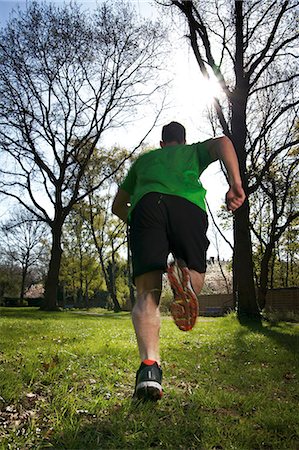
[133,361,162,401]
[167,259,198,331]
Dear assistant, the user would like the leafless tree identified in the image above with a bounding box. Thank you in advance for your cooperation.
[0,209,48,300]
[0,1,166,309]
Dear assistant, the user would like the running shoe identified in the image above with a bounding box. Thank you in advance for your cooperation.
[167,259,198,331]
[133,360,163,401]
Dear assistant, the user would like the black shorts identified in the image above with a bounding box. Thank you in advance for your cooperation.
[129,192,209,281]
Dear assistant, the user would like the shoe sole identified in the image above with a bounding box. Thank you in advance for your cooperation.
[135,381,162,402]
[167,262,198,331]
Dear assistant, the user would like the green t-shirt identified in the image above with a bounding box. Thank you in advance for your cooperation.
[120,141,214,219]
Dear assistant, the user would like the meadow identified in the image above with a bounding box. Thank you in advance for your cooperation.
[0,308,298,449]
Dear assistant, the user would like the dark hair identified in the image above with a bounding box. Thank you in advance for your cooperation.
[161,121,186,144]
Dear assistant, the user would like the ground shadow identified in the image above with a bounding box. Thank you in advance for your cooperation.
[237,315,299,355]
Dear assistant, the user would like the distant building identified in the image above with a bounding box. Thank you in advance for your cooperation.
[202,261,232,295]
[24,284,44,298]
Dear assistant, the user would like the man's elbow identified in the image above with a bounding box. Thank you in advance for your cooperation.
[111,189,130,220]
[219,135,233,149]
[112,198,126,220]
[215,136,234,158]
[111,200,118,217]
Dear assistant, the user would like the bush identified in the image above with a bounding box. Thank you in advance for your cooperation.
[159,289,173,314]
[262,309,299,323]
[27,297,43,307]
[3,297,28,307]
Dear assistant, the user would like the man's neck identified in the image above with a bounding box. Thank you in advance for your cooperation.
[160,140,185,148]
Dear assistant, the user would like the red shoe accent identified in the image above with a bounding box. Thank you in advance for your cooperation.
[142,359,158,366]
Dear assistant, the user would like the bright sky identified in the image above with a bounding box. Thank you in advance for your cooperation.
[0,0,233,259]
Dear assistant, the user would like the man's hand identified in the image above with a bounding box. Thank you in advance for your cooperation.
[225,183,246,212]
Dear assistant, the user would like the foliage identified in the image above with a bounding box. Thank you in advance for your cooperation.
[60,197,131,310]
[0,263,21,299]
[60,203,104,304]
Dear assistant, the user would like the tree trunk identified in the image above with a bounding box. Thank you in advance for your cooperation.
[42,225,63,310]
[20,264,28,301]
[258,245,273,310]
[111,240,118,310]
[270,250,275,289]
[233,204,259,317]
[107,260,121,312]
[232,1,260,319]
[285,248,289,287]
[217,256,230,294]
[84,277,89,309]
[20,251,30,301]
[97,248,121,312]
[231,98,259,317]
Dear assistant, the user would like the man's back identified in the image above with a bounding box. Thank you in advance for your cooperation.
[120,141,214,216]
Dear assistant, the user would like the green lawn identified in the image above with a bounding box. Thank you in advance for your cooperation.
[0,308,298,449]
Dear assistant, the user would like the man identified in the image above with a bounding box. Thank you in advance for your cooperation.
[112,121,245,401]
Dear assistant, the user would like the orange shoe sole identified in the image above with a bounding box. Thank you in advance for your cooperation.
[167,262,198,331]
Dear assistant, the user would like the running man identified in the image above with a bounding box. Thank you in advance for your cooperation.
[112,121,245,401]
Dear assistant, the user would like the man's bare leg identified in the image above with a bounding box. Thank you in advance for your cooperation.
[132,270,163,364]
[175,258,205,296]
[189,270,205,295]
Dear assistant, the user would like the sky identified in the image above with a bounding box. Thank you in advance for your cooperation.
[0,0,233,259]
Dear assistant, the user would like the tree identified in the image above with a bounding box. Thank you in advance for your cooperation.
[86,147,131,312]
[250,146,299,306]
[166,0,298,318]
[0,209,48,300]
[60,203,104,308]
[60,145,134,311]
[0,262,21,301]
[0,1,165,309]
[276,218,299,288]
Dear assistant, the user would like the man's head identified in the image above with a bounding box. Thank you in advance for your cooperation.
[160,121,186,147]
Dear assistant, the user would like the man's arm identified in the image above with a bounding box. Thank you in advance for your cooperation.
[112,188,131,222]
[205,136,246,212]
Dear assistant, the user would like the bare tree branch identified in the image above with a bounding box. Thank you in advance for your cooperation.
[247,1,288,77]
[206,200,233,251]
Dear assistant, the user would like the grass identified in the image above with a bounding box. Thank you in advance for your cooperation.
[0,308,298,450]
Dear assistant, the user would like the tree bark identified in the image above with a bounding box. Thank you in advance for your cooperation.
[232,1,259,318]
[258,245,273,310]
[233,204,259,317]
[42,225,63,311]
[97,249,121,312]
[231,89,259,316]
[270,251,275,289]
[20,260,28,301]
[107,260,121,312]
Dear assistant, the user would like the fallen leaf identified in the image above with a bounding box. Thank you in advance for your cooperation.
[5,405,16,413]
[284,372,296,380]
[26,393,37,400]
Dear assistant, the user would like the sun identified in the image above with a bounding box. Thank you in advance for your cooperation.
[173,50,224,112]
[196,75,223,105]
